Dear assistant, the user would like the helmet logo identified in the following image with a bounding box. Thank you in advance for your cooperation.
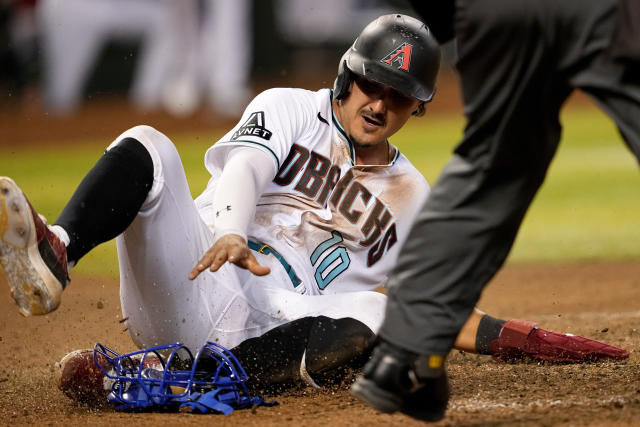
[380,42,413,72]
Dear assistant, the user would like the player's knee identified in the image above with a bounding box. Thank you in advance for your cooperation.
[107,137,154,185]
[117,125,177,157]
[125,125,164,143]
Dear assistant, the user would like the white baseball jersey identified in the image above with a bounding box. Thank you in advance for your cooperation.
[112,88,430,352]
[196,88,429,296]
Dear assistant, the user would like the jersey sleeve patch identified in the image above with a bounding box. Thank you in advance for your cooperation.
[231,111,273,141]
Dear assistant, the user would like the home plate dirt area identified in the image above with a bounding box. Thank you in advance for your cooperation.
[0,261,638,426]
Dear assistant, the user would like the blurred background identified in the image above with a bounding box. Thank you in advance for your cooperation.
[0,0,460,144]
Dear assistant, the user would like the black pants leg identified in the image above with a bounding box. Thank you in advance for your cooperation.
[381,0,626,354]
[55,137,154,265]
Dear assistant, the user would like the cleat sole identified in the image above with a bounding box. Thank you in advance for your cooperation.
[0,177,62,316]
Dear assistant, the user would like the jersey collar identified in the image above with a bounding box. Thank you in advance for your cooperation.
[330,90,357,165]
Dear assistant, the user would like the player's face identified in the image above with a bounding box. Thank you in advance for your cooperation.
[339,76,421,147]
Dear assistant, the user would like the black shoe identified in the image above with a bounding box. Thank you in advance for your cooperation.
[350,341,449,422]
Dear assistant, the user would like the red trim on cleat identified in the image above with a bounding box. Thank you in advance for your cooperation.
[27,198,70,286]
[0,177,69,315]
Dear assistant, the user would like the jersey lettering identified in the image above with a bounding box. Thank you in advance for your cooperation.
[315,247,350,289]
[311,231,351,290]
[367,223,397,267]
[359,199,392,247]
[329,169,355,207]
[275,145,396,249]
[339,181,372,224]
[317,165,341,207]
[275,143,346,206]
[294,151,331,198]
[273,144,309,186]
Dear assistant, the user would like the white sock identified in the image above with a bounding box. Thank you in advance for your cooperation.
[299,349,321,389]
[49,224,70,246]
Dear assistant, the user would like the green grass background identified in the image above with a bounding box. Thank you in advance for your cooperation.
[1,100,639,278]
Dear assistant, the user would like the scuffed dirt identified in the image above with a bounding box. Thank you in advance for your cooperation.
[0,261,638,426]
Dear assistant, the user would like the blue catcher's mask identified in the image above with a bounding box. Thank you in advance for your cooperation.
[93,341,276,414]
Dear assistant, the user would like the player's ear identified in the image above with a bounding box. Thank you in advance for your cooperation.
[412,102,426,117]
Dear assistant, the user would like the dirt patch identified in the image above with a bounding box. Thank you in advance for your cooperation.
[0,260,638,426]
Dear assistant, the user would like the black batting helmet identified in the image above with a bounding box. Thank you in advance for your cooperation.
[334,14,441,102]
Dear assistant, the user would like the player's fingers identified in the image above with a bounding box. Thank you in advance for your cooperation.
[244,254,271,276]
[208,248,230,273]
[227,248,270,275]
[189,256,209,280]
[188,265,203,280]
[226,244,248,264]
[188,248,227,280]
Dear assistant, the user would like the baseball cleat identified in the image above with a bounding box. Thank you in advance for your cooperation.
[490,319,630,363]
[351,341,449,422]
[56,348,162,405]
[0,177,69,316]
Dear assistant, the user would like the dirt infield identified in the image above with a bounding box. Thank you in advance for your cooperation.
[0,261,638,426]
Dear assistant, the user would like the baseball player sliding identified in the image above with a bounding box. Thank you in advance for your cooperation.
[0,14,627,402]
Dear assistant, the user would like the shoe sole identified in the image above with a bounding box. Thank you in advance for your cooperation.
[0,177,62,316]
[350,377,403,414]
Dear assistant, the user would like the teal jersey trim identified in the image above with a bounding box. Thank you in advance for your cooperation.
[390,145,401,165]
[248,240,302,288]
[331,111,356,165]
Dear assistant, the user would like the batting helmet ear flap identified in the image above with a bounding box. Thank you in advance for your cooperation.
[333,59,353,100]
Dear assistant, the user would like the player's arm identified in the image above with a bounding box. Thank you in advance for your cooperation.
[189,147,276,280]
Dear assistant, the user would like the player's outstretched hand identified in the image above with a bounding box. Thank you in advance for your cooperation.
[189,234,271,280]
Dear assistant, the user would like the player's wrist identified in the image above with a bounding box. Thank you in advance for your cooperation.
[213,228,248,244]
